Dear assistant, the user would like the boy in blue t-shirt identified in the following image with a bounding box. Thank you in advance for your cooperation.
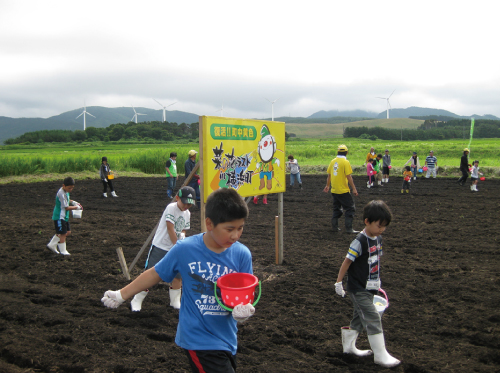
[102,188,254,372]
[335,200,400,368]
[47,177,82,255]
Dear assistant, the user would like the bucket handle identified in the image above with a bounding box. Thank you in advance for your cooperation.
[214,281,261,312]
[378,288,389,308]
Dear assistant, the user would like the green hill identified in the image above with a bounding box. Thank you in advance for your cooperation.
[0,107,199,144]
[285,118,424,138]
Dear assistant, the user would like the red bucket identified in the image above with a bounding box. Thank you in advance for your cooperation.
[480,176,486,181]
[215,273,260,310]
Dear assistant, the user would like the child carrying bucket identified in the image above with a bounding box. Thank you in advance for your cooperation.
[334,200,401,368]
[470,160,484,192]
[102,188,255,373]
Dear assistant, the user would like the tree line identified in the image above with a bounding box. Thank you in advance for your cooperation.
[4,121,199,145]
[344,119,500,140]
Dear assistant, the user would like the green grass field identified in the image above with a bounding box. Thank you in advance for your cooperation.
[1,137,499,183]
[285,118,424,138]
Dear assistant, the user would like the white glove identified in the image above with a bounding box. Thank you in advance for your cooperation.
[179,232,186,240]
[71,201,83,210]
[335,282,345,297]
[101,290,125,309]
[232,303,255,322]
[102,179,108,183]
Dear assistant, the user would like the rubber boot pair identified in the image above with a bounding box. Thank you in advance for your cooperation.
[342,328,400,368]
[130,288,181,311]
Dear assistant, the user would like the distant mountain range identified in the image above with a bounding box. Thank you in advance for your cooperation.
[309,106,500,120]
[1,106,498,144]
[0,106,199,144]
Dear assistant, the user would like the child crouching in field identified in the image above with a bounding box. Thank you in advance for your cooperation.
[47,177,82,255]
[130,186,195,312]
[334,200,400,368]
[470,160,484,192]
[102,188,256,373]
[402,166,412,194]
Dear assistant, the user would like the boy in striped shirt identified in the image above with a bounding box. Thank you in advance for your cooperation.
[425,151,438,178]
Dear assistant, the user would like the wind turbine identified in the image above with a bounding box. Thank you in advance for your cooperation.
[131,106,147,123]
[75,102,96,130]
[153,99,176,122]
[265,98,279,121]
[216,103,227,117]
[376,90,395,119]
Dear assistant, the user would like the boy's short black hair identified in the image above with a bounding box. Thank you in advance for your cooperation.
[63,177,75,186]
[170,152,177,157]
[288,155,294,160]
[405,165,411,171]
[377,154,383,158]
[363,200,392,226]
[205,188,249,226]
[337,151,347,156]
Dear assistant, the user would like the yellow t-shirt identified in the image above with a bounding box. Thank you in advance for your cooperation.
[327,156,353,194]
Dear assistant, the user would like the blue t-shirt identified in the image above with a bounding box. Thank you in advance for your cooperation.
[154,233,253,355]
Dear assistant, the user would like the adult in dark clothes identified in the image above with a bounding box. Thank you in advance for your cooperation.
[457,148,472,186]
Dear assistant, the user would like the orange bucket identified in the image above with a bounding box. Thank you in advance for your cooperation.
[215,273,261,311]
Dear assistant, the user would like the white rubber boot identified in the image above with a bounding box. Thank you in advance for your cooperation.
[368,333,401,368]
[103,193,108,198]
[57,242,70,256]
[47,235,60,254]
[341,327,373,356]
[386,178,389,183]
[169,288,181,309]
[111,191,118,197]
[130,291,148,312]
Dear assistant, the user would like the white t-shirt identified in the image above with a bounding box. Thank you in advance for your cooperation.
[152,201,191,251]
[287,159,300,174]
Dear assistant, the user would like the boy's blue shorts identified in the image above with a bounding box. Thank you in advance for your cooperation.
[54,219,70,235]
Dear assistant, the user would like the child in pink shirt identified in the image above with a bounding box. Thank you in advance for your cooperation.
[366,159,376,188]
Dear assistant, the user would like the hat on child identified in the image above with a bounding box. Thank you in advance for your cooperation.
[102,156,108,162]
[337,144,348,152]
[188,150,198,157]
[178,186,196,205]
[464,148,470,152]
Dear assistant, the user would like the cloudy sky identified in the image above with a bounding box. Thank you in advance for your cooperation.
[1,1,499,120]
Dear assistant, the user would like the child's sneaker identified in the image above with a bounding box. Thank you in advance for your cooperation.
[253,196,258,204]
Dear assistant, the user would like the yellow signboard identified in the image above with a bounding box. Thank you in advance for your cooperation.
[200,116,286,201]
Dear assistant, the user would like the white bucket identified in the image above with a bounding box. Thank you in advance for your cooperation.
[72,210,82,219]
[373,295,388,316]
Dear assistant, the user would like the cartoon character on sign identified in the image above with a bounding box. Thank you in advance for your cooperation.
[255,124,280,190]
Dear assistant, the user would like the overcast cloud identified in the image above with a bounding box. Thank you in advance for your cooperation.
[1,0,499,120]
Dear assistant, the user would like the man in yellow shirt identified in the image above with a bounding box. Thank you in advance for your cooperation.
[323,144,359,233]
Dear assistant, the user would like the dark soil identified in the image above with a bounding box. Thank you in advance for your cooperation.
[1,175,500,373]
